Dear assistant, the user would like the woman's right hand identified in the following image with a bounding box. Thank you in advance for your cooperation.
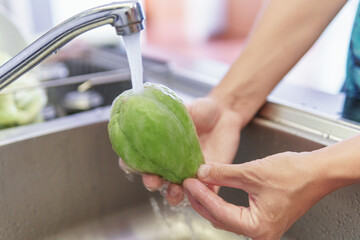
[142,96,243,205]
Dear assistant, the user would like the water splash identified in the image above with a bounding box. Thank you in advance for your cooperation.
[148,190,250,240]
[149,190,198,240]
[118,158,135,182]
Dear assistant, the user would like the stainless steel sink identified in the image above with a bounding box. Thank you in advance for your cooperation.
[1,57,360,239]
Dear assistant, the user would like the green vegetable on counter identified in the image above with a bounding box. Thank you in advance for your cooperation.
[0,51,47,129]
[108,82,204,184]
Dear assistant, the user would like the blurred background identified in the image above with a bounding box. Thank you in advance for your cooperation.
[0,0,359,94]
[3,3,360,240]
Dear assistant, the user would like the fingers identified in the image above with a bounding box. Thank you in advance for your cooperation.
[125,158,185,206]
[184,178,251,234]
[166,184,184,206]
[186,98,219,134]
[185,102,192,113]
[197,163,251,190]
[142,174,163,191]
[185,188,228,229]
[142,174,185,206]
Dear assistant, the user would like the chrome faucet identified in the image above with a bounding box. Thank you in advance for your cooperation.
[0,1,145,90]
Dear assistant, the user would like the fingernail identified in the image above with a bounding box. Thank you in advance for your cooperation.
[197,164,210,179]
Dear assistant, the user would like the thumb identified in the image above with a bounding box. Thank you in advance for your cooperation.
[197,163,254,191]
[186,98,219,133]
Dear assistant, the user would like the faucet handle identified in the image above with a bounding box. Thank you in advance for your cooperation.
[111,1,145,35]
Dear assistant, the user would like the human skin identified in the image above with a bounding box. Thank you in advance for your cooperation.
[142,0,359,238]
[144,0,348,202]
[180,0,359,238]
[142,97,242,205]
[184,135,360,239]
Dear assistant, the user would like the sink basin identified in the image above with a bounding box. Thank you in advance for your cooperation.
[42,48,171,118]
[1,57,360,239]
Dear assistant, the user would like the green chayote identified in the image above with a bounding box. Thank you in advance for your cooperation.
[108,82,204,184]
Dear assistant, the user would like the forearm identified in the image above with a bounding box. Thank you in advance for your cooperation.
[211,0,347,127]
[311,134,360,193]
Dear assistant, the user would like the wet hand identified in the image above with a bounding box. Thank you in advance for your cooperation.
[183,152,331,240]
[142,97,243,205]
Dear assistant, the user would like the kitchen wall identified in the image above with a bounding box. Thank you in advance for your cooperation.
[144,0,228,45]
[1,0,359,94]
[1,0,145,45]
[145,0,360,94]
[285,0,359,94]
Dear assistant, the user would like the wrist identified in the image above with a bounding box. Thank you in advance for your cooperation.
[209,56,272,127]
[206,92,248,129]
[300,151,338,197]
[209,86,261,128]
[280,151,338,206]
[306,137,360,195]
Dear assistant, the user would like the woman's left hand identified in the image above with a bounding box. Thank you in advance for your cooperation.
[183,152,332,240]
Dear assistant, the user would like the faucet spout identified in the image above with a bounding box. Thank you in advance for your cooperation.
[0,1,145,90]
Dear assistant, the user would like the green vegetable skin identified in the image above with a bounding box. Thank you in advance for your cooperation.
[0,51,47,129]
[108,82,204,183]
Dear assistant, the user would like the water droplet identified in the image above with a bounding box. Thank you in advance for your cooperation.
[118,158,135,182]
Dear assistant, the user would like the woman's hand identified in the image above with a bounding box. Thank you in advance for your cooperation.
[183,152,333,240]
[143,97,243,205]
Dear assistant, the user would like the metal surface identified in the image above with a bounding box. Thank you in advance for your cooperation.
[1,55,360,239]
[0,69,130,95]
[0,107,303,240]
[0,66,360,239]
[62,90,104,112]
[258,102,360,145]
[0,1,144,90]
[1,106,359,239]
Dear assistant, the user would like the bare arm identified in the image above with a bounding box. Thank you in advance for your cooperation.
[313,134,360,190]
[211,0,348,127]
[182,2,360,238]
[143,0,349,206]
[183,134,360,239]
